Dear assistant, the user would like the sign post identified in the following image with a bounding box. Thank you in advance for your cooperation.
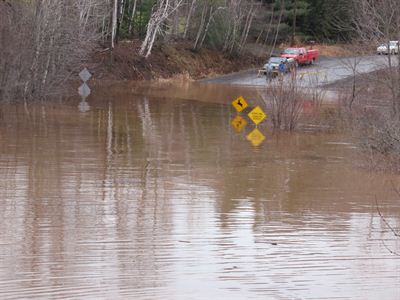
[248,106,267,125]
[246,128,266,146]
[78,67,92,112]
[231,96,249,113]
[231,115,247,133]
[230,96,267,147]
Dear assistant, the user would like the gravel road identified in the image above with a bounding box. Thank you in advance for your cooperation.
[202,55,396,88]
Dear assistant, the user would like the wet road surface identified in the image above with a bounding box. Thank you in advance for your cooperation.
[202,55,394,87]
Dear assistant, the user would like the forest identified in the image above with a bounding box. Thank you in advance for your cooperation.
[0,0,398,100]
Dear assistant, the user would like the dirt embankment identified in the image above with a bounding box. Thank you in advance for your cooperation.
[89,40,264,81]
[87,40,354,82]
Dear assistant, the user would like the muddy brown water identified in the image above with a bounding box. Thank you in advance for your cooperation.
[1,81,400,300]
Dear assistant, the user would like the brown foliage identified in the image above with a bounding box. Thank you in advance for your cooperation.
[90,41,263,81]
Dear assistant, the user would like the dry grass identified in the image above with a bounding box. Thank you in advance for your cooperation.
[278,42,354,57]
[91,41,264,81]
[314,44,354,57]
[155,72,193,83]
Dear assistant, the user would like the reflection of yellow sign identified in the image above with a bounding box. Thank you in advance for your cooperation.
[232,96,248,112]
[246,128,266,146]
[231,115,247,133]
[248,106,267,125]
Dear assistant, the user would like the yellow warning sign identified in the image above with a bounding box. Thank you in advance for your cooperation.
[246,128,266,147]
[248,106,267,125]
[231,115,247,133]
[232,96,248,112]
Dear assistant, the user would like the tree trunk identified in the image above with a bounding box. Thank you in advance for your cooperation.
[193,4,207,50]
[270,0,284,57]
[290,0,297,46]
[111,0,118,49]
[198,7,214,49]
[239,1,255,53]
[128,0,138,36]
[183,0,196,39]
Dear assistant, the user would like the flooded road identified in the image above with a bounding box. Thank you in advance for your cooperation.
[1,82,400,299]
[203,55,395,88]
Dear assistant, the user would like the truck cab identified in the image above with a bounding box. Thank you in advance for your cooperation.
[280,47,318,65]
[263,56,296,77]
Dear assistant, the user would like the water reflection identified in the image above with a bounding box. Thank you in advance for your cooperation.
[78,98,90,113]
[0,83,400,299]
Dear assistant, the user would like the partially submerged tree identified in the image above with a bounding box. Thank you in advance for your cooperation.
[0,0,109,101]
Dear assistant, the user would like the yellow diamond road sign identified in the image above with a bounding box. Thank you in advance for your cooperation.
[231,115,247,133]
[246,128,266,147]
[248,106,267,125]
[232,96,248,112]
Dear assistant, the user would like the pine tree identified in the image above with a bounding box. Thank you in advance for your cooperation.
[303,0,353,41]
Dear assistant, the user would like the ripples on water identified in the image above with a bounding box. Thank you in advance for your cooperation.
[0,82,399,299]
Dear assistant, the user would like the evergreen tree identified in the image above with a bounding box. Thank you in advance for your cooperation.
[303,0,353,41]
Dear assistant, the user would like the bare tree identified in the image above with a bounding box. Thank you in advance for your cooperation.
[222,0,244,54]
[238,0,257,54]
[139,0,184,58]
[262,77,304,131]
[338,55,365,111]
[0,0,110,101]
[193,4,224,51]
[111,0,119,49]
[183,0,197,39]
[128,0,138,36]
[290,0,297,46]
[352,0,400,116]
[375,196,400,256]
[256,3,274,45]
[269,0,285,57]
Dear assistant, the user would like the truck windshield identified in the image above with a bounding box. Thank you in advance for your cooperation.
[283,48,299,55]
[269,57,283,63]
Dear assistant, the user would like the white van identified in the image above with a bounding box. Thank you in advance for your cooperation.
[377,41,399,55]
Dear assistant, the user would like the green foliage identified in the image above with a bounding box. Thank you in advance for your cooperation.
[115,0,354,53]
[269,0,353,42]
[205,12,228,49]
[302,0,353,41]
[118,0,156,38]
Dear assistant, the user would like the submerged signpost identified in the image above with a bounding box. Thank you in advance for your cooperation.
[247,106,267,125]
[231,96,267,147]
[231,115,247,133]
[231,96,248,113]
[78,67,92,112]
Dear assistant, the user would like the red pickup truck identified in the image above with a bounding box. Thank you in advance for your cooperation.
[280,47,319,66]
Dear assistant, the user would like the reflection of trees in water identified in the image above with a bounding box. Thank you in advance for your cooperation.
[1,98,400,296]
[0,101,172,292]
[0,103,71,292]
[213,130,400,237]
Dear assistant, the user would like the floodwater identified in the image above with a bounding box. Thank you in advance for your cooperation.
[0,81,399,300]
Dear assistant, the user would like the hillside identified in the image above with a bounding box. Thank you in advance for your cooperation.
[89,40,265,81]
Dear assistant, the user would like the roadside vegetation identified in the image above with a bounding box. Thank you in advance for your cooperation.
[254,0,400,176]
[333,0,400,172]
